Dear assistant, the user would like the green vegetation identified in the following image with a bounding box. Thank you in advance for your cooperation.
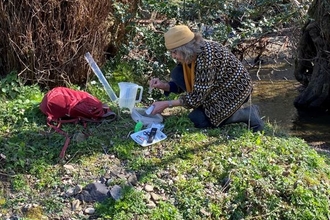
[109,0,311,89]
[0,72,329,219]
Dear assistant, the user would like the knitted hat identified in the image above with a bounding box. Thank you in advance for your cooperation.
[164,25,194,50]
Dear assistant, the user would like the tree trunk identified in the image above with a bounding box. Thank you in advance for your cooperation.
[294,0,330,112]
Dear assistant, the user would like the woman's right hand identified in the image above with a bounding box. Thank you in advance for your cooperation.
[149,78,169,91]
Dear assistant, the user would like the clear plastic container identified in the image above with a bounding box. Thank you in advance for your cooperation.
[131,107,163,126]
[84,52,118,102]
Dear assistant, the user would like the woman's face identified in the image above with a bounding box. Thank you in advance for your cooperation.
[170,49,184,63]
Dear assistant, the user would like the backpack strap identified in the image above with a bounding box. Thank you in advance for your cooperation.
[47,118,79,158]
[46,105,116,159]
[54,119,92,158]
[60,136,71,159]
[101,105,117,121]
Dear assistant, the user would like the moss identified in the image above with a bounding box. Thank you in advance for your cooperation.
[25,206,43,219]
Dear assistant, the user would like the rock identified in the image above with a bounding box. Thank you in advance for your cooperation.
[146,201,156,209]
[99,176,107,184]
[127,173,138,186]
[75,190,93,203]
[117,174,127,180]
[144,193,151,201]
[110,168,120,177]
[71,199,81,211]
[83,182,109,202]
[74,132,86,142]
[84,207,95,214]
[63,164,75,171]
[150,192,161,201]
[8,215,20,220]
[104,178,113,186]
[144,184,154,192]
[65,187,75,197]
[109,185,122,201]
[73,185,82,194]
[23,203,32,210]
[61,175,73,185]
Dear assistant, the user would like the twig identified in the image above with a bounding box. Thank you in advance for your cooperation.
[244,58,254,67]
[127,131,133,139]
[284,58,293,66]
[256,61,262,80]
[271,67,288,72]
[64,150,80,165]
[0,172,16,178]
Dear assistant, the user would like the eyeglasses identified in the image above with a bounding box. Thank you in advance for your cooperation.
[170,50,178,55]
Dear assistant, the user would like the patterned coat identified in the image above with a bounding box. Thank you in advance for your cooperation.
[180,40,252,126]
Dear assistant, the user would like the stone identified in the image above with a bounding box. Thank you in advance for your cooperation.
[146,201,156,209]
[65,187,75,197]
[150,192,160,201]
[109,185,122,201]
[144,184,154,192]
[83,182,109,202]
[106,179,113,186]
[144,193,151,201]
[75,190,93,203]
[127,173,138,186]
[73,185,82,195]
[63,164,75,171]
[74,132,86,142]
[84,207,95,214]
[117,174,127,180]
[71,199,81,211]
[110,168,120,177]
[99,176,107,184]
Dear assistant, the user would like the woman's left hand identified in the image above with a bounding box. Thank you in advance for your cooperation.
[150,101,169,114]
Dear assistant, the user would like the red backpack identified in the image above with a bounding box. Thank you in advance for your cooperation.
[40,87,116,158]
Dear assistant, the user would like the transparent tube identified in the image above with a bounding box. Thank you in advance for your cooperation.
[84,52,118,102]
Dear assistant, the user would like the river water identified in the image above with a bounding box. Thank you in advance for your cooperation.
[247,60,330,147]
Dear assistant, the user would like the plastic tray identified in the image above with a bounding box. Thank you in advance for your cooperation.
[130,127,167,147]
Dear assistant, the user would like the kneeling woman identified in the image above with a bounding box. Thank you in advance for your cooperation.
[149,25,264,132]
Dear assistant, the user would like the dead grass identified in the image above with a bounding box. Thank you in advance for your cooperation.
[0,0,139,88]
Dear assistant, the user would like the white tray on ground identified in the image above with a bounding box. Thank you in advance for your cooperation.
[130,127,167,147]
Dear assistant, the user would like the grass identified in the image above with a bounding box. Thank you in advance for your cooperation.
[0,73,330,219]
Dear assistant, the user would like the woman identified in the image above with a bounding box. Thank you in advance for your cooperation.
[149,25,264,132]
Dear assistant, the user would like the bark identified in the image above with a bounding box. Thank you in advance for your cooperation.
[294,0,330,112]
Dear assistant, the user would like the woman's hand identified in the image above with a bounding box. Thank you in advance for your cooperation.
[150,101,169,114]
[149,78,170,91]
[150,99,181,114]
